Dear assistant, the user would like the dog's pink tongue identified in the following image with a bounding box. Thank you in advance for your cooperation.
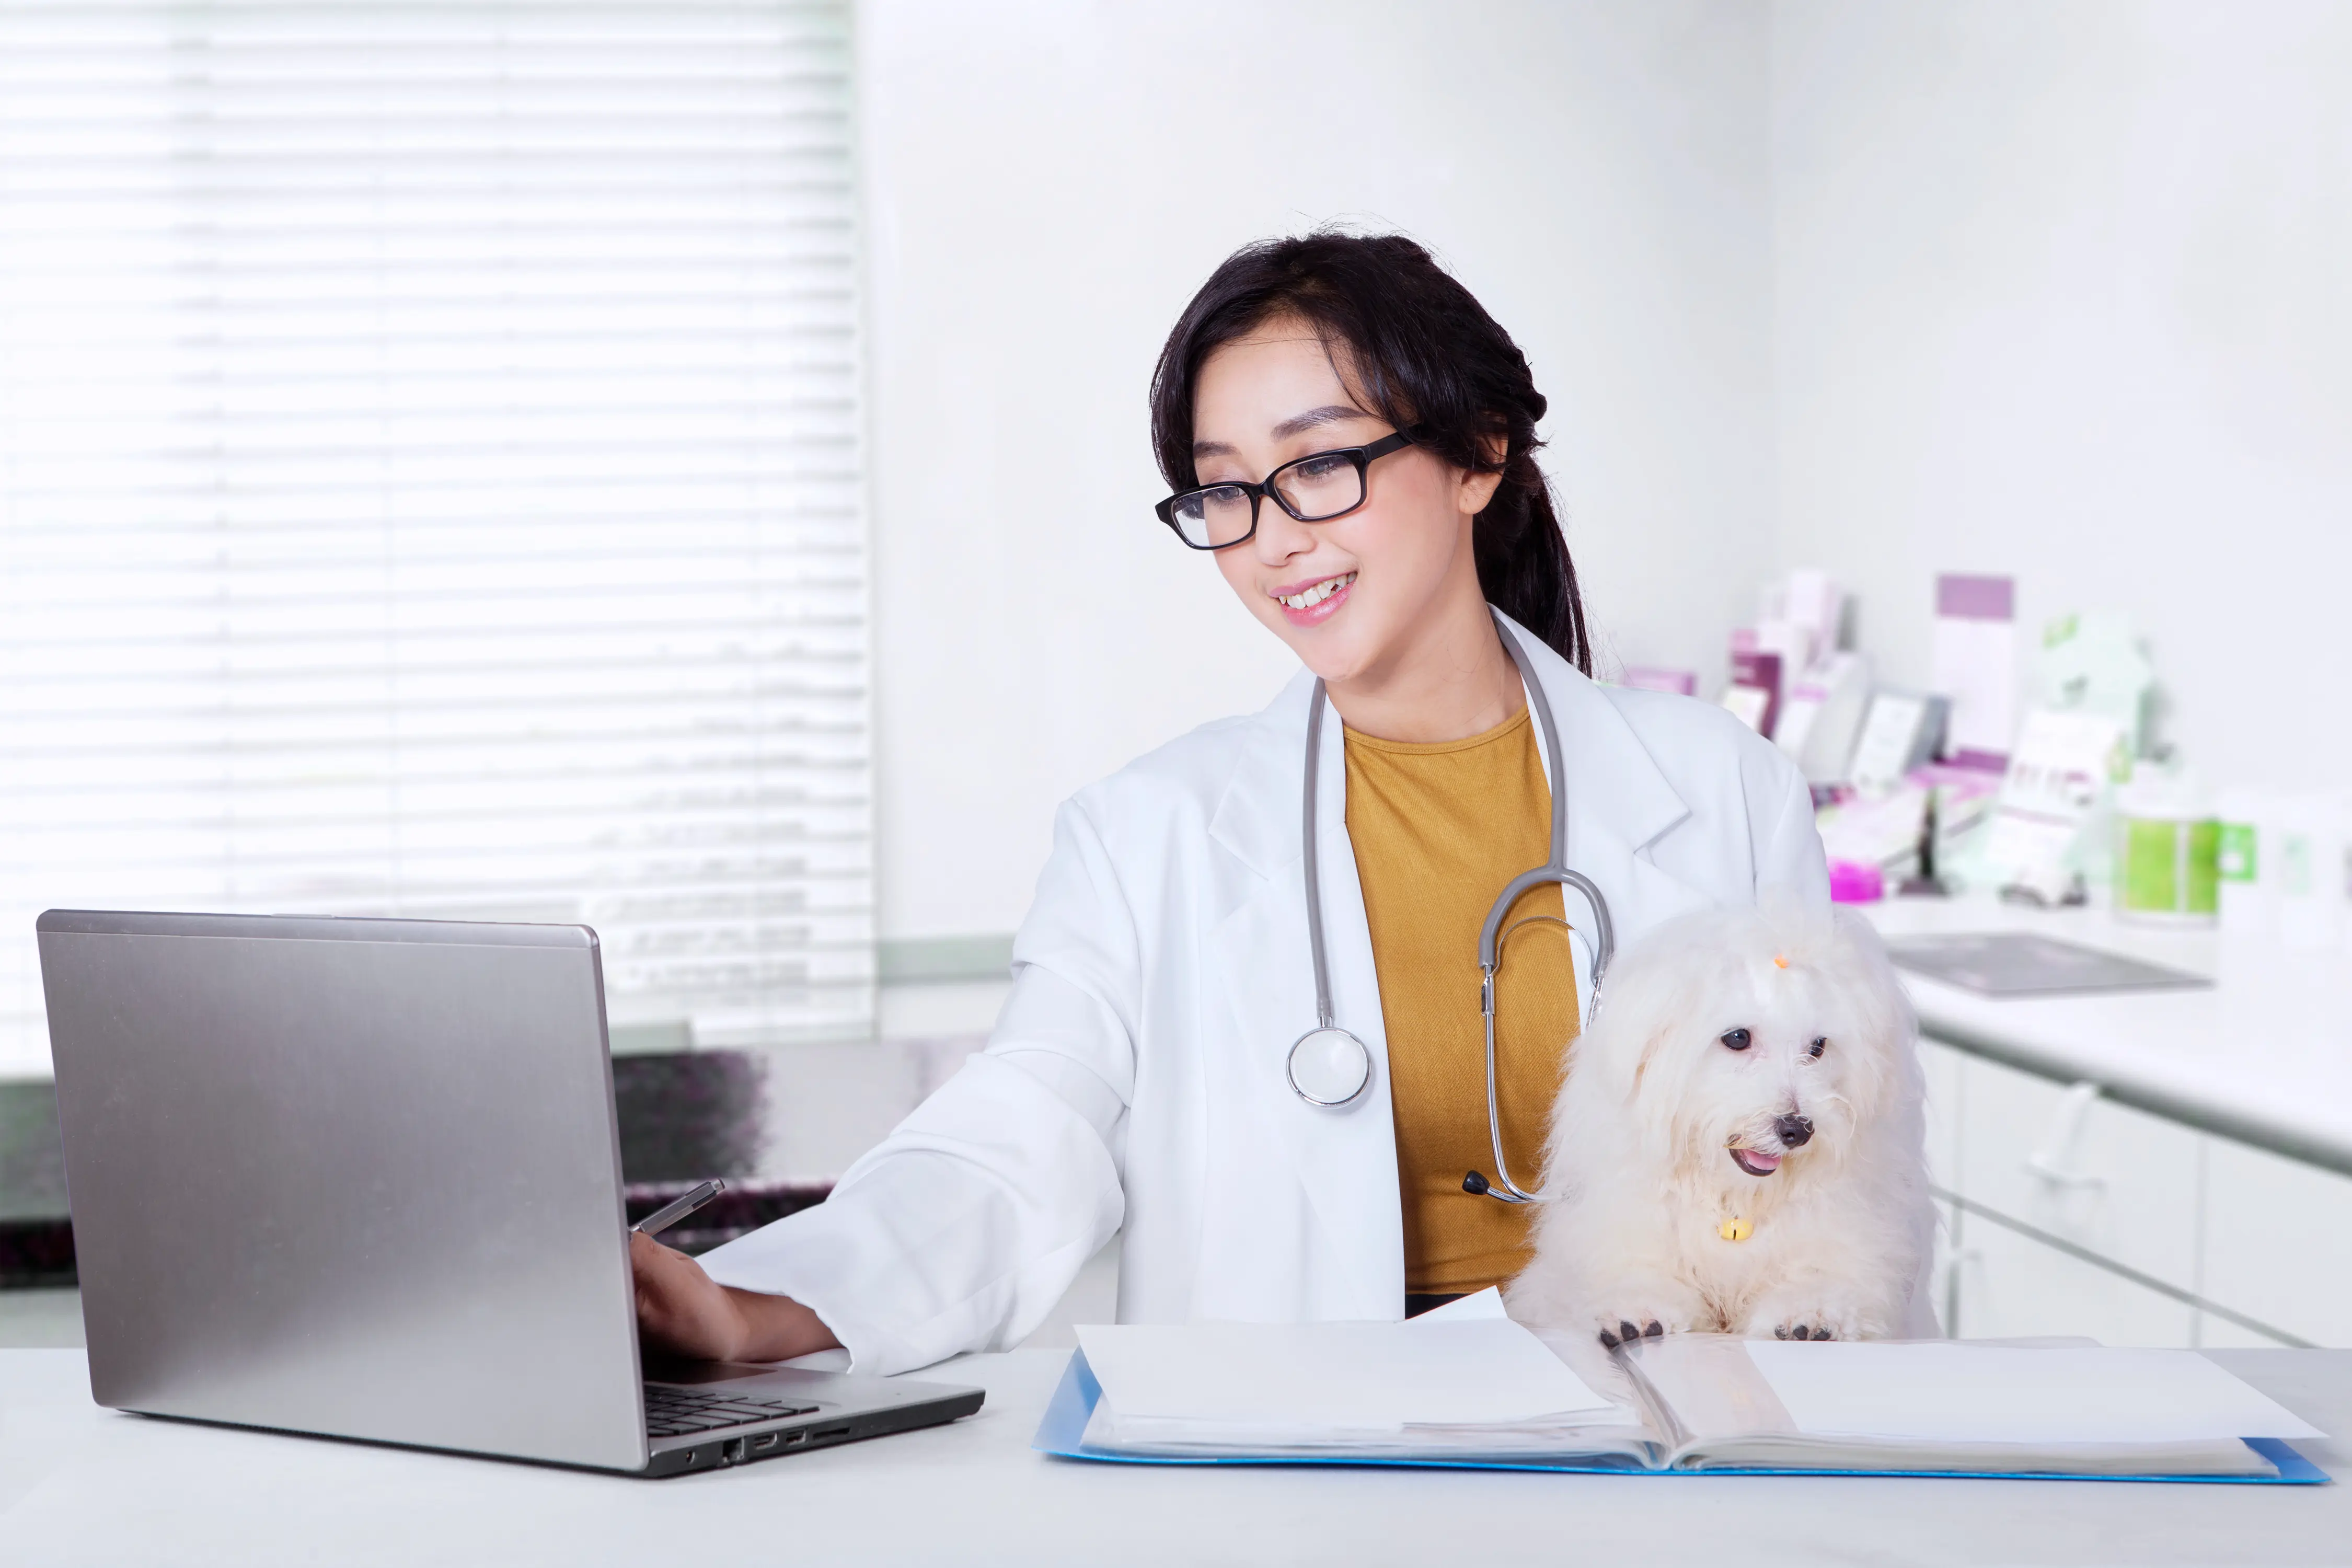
[1739,1148,1782,1172]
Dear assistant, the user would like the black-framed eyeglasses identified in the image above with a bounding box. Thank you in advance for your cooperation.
[1154,431,1414,550]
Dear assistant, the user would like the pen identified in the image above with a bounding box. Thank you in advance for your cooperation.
[630,1178,727,1239]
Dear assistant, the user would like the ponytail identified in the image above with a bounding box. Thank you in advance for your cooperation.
[1472,448,1590,675]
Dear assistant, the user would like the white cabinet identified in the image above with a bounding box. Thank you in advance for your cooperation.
[1923,1036,2350,1348]
[1921,1039,1965,1193]
[2196,1311,2299,1350]
[2201,1138,2352,1348]
[1960,1052,2203,1295]
[1954,1220,2196,1346]
[1919,1041,1966,1335]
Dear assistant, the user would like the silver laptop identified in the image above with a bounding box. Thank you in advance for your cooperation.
[36,908,981,1476]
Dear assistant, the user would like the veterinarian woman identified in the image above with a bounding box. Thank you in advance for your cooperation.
[630,233,1831,1374]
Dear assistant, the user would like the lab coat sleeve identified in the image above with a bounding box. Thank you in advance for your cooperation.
[692,799,1135,1376]
[1755,748,1833,909]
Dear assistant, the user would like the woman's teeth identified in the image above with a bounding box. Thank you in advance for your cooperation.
[1277,572,1355,610]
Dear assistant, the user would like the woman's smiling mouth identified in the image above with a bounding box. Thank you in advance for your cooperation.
[1270,571,1355,626]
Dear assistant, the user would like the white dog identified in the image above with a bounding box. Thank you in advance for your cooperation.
[1507,899,1933,1348]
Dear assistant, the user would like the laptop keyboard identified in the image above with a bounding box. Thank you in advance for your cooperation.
[643,1383,821,1439]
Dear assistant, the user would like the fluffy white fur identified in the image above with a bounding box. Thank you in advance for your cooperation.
[1507,900,1932,1346]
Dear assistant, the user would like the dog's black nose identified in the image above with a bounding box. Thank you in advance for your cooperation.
[1775,1113,1814,1149]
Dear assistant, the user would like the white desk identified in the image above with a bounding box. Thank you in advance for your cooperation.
[1,1346,2346,1566]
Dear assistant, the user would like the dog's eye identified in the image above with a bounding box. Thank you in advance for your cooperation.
[1808,1036,1827,1058]
[1719,1028,1751,1052]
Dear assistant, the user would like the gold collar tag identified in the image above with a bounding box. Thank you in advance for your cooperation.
[1717,1215,1753,1242]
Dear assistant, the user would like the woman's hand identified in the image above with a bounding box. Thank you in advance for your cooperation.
[629,1230,841,1364]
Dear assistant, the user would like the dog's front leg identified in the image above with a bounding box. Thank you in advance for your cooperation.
[1737,1272,1907,1343]
[1510,1239,1713,1351]
[1509,1162,1721,1349]
[1578,1267,1714,1350]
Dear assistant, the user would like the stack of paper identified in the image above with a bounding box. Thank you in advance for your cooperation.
[1608,1335,2322,1477]
[1073,1293,1644,1461]
[1646,1340,2324,1474]
[1751,1342,2311,1445]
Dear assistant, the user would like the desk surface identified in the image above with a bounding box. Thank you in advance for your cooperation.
[2,1346,2347,1567]
[1866,897,2352,1175]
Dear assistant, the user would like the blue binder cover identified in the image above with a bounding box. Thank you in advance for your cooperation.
[1031,1350,2327,1484]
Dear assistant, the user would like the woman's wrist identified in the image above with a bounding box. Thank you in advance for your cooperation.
[723,1285,841,1363]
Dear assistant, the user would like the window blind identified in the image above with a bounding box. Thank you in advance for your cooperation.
[0,1,874,1075]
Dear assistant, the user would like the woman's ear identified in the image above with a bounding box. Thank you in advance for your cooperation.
[1456,467,1504,518]
[1455,430,1508,517]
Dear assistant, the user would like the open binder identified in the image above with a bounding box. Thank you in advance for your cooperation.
[1032,1325,2328,1484]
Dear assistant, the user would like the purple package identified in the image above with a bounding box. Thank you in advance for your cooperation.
[1621,666,1698,696]
[1936,573,2015,621]
[1729,649,1782,737]
[1828,859,1886,904]
[1932,573,2017,771]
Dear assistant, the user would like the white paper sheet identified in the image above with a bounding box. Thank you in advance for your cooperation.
[1076,1317,1617,1433]
[1931,610,2016,760]
[1746,1343,2324,1445]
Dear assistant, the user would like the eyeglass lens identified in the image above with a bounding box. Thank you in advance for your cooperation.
[1271,452,1364,521]
[1170,486,1258,549]
[1169,452,1365,548]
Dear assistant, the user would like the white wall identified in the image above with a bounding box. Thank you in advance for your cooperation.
[856,0,1777,942]
[1773,1,2352,791]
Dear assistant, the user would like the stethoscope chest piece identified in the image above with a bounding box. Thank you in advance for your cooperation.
[1286,1027,1373,1109]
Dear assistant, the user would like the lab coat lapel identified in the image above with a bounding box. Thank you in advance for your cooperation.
[1206,674,1403,1321]
[1495,609,1708,987]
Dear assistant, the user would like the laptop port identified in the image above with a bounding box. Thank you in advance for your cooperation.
[812,1426,851,1442]
[782,1429,808,1445]
[722,1437,747,1465]
[751,1432,780,1453]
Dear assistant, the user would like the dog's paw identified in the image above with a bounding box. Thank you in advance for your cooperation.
[1754,1305,1871,1342]
[1594,1311,1692,1351]
[1768,1318,1841,1341]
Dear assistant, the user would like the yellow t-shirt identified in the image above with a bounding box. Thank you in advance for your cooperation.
[1344,706,1582,1296]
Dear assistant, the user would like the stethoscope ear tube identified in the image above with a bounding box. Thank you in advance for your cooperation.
[1300,676,1338,1035]
[1286,678,1376,1109]
[1484,608,1613,991]
[1466,615,1612,1202]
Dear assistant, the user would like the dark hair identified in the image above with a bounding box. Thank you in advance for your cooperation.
[1148,231,1589,674]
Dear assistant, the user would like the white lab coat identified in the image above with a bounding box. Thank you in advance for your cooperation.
[698,611,1834,1375]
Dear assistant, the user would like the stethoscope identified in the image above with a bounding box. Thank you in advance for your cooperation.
[1283,612,1616,1205]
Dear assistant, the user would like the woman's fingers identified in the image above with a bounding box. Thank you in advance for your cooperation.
[629,1230,745,1360]
[627,1231,844,1364]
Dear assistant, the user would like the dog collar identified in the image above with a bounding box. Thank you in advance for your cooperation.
[1717,1215,1753,1242]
